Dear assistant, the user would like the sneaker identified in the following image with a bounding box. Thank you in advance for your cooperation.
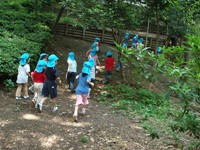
[51,107,58,112]
[23,96,29,100]
[16,96,21,100]
[73,115,78,122]
[37,104,42,113]
[81,108,86,115]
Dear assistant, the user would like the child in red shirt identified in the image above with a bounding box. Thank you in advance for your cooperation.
[103,51,115,84]
[31,60,47,109]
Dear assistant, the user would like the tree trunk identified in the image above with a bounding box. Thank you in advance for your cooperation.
[51,5,66,33]
[145,18,150,47]
[34,0,38,20]
[155,0,160,54]
[111,28,124,82]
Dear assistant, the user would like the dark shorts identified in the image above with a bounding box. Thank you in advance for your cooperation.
[42,80,57,99]
[89,78,95,88]
[67,72,76,83]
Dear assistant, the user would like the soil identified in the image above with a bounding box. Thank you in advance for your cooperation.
[0,36,179,150]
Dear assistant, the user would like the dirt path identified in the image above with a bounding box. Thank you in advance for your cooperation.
[0,36,172,150]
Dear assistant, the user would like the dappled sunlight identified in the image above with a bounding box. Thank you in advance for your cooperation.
[39,134,61,149]
[130,123,143,130]
[60,121,92,127]
[0,119,13,127]
[22,114,40,120]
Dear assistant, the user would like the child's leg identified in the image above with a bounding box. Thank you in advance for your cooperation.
[32,83,38,108]
[22,83,29,98]
[70,72,76,92]
[81,94,89,114]
[73,95,82,116]
[29,84,34,93]
[36,83,43,109]
[16,83,22,99]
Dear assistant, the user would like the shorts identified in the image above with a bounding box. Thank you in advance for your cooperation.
[89,78,95,88]
[76,94,89,106]
[42,80,57,99]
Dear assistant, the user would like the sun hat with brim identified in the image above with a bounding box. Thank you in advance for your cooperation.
[68,52,75,60]
[106,51,112,57]
[90,48,97,57]
[47,54,59,67]
[91,43,97,49]
[39,53,48,60]
[125,32,129,38]
[19,53,29,65]
[35,60,47,73]
[94,37,100,42]
[139,38,144,43]
[88,58,95,67]
[82,62,91,74]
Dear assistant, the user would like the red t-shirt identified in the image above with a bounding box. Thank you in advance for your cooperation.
[105,57,115,70]
[31,71,46,83]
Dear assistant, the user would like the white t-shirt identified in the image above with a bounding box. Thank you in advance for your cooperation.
[16,64,30,83]
[67,59,77,72]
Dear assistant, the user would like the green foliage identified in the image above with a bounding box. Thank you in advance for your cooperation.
[80,135,89,144]
[143,123,159,140]
[170,113,200,139]
[3,79,15,91]
[0,0,53,78]
[14,105,21,112]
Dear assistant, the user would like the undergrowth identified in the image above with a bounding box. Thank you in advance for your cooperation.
[97,84,200,149]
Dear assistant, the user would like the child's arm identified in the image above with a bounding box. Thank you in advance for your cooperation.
[86,50,91,58]
[87,80,94,87]
[30,72,34,82]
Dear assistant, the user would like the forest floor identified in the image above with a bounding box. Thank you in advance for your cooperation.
[0,36,185,150]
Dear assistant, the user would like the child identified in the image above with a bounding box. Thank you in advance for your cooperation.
[73,62,94,122]
[38,54,61,113]
[88,47,101,73]
[29,53,48,94]
[103,51,115,84]
[15,53,30,100]
[94,37,100,52]
[132,34,138,48]
[87,58,95,98]
[31,60,47,108]
[116,32,129,71]
[136,38,144,60]
[66,52,77,93]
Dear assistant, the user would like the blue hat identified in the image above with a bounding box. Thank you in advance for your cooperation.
[106,51,112,56]
[39,53,48,60]
[139,38,144,43]
[82,62,91,74]
[19,53,29,65]
[157,47,161,53]
[122,43,127,48]
[90,48,97,56]
[94,37,100,42]
[47,54,59,67]
[68,52,75,60]
[35,60,47,73]
[88,58,95,67]
[125,32,129,38]
[91,43,97,49]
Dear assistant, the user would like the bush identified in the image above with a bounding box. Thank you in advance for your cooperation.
[0,0,54,79]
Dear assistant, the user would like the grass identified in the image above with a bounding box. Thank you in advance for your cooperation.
[97,83,200,149]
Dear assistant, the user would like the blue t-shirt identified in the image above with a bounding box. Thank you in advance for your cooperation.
[76,73,91,94]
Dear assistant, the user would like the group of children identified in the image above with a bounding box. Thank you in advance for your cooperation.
[15,37,116,122]
[15,52,61,113]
